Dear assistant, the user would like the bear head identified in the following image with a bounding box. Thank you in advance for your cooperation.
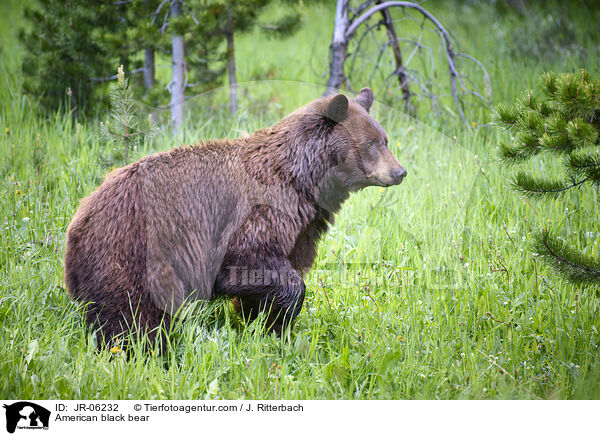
[318,87,407,193]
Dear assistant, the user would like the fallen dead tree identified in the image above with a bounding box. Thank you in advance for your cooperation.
[324,0,491,123]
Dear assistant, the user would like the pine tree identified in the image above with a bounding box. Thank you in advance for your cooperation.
[20,0,118,116]
[100,66,155,165]
[496,69,600,286]
[96,0,162,95]
[20,0,306,128]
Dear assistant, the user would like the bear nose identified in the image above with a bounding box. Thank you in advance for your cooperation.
[390,166,407,184]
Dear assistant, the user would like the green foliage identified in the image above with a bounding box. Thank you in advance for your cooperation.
[19,0,118,115]
[495,103,519,126]
[496,69,600,286]
[19,0,307,116]
[507,6,589,63]
[258,12,302,38]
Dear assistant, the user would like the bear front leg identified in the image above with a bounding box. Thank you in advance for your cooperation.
[215,258,306,334]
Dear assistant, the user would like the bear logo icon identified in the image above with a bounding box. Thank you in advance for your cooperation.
[3,402,50,433]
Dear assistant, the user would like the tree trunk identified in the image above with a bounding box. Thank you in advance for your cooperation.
[378,3,413,112]
[324,0,349,95]
[144,47,155,89]
[170,0,185,135]
[226,8,237,116]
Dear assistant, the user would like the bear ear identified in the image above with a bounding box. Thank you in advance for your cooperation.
[326,94,349,123]
[355,87,374,113]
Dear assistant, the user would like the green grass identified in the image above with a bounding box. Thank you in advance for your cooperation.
[1,0,600,399]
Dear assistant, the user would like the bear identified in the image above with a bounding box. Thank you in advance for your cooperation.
[64,87,407,347]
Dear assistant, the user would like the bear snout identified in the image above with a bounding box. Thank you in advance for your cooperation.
[389,166,407,185]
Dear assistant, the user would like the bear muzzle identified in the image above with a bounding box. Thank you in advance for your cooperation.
[389,165,407,185]
[367,151,407,187]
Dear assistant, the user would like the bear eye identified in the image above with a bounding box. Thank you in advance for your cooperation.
[366,140,378,148]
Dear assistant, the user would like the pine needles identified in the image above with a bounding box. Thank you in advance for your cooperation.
[535,229,600,285]
[496,69,600,286]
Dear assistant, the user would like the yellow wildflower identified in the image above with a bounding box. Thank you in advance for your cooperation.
[471,121,478,128]
[110,345,122,354]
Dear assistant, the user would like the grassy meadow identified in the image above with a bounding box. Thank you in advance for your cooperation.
[1,0,600,399]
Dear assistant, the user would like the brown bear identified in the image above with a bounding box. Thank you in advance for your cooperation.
[64,87,407,346]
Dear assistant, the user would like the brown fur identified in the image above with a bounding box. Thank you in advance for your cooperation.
[64,88,407,345]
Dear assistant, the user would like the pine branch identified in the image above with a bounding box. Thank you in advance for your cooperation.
[567,151,600,185]
[516,109,545,135]
[498,69,600,287]
[258,13,302,37]
[512,171,588,197]
[540,71,558,97]
[535,229,600,285]
[555,72,598,119]
[565,118,599,148]
[495,103,519,128]
[539,131,572,154]
[499,141,541,164]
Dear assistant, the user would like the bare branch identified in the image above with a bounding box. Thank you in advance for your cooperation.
[401,33,435,74]
[456,52,492,103]
[347,20,381,78]
[324,0,490,125]
[180,0,199,26]
[349,0,376,21]
[151,0,169,25]
[347,1,466,123]
[378,2,412,111]
[161,9,170,34]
